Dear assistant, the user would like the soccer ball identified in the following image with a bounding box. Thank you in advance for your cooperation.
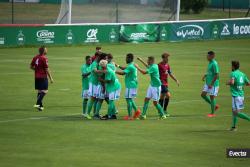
[99,60,108,67]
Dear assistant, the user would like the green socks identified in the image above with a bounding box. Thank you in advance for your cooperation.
[155,104,165,116]
[131,100,138,111]
[95,101,103,116]
[237,112,250,121]
[126,99,133,117]
[87,99,94,115]
[210,99,216,114]
[108,100,115,116]
[232,114,238,128]
[201,95,211,104]
[142,101,149,116]
[82,100,88,114]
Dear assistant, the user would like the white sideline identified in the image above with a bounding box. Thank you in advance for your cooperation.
[0,99,231,124]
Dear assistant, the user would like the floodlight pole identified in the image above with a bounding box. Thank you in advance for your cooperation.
[176,0,180,21]
[68,0,72,24]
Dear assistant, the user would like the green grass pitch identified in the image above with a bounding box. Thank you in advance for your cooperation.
[0,39,250,167]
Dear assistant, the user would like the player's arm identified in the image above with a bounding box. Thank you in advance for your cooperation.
[30,58,35,71]
[116,71,125,75]
[46,68,54,83]
[134,63,147,75]
[209,65,219,88]
[94,67,107,74]
[169,73,180,86]
[202,74,207,81]
[245,76,250,86]
[226,78,234,85]
[137,57,148,68]
[209,73,218,87]
[82,72,91,78]
[115,63,126,70]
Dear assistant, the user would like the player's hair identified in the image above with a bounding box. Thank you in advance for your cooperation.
[85,56,91,61]
[39,46,46,55]
[162,53,170,58]
[127,53,134,60]
[232,60,240,70]
[99,53,107,60]
[148,56,155,62]
[96,46,101,50]
[207,51,215,56]
[107,53,113,60]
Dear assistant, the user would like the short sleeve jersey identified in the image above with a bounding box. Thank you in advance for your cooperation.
[81,64,91,90]
[146,64,161,87]
[30,54,48,79]
[230,70,249,97]
[158,62,171,86]
[123,62,138,88]
[206,59,220,87]
[105,66,121,93]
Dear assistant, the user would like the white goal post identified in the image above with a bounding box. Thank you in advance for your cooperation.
[55,0,181,24]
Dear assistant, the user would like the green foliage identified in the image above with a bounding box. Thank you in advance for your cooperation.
[181,0,208,14]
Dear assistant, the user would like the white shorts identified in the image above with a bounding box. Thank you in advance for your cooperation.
[97,84,105,99]
[146,85,161,101]
[108,89,121,100]
[82,90,89,99]
[232,96,244,111]
[202,84,219,96]
[125,88,137,99]
[88,83,99,97]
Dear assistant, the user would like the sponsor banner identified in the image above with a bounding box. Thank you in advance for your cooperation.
[168,22,211,41]
[0,25,119,46]
[212,19,250,39]
[120,24,159,43]
[0,18,250,46]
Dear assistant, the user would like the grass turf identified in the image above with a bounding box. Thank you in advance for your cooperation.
[0,39,250,166]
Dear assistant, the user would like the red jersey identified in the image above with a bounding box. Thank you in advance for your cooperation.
[158,62,171,86]
[30,54,48,78]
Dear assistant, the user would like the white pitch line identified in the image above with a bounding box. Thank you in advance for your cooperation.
[0,117,48,123]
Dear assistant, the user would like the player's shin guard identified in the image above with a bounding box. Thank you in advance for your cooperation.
[201,95,211,104]
[108,100,115,116]
[232,114,238,128]
[93,100,98,114]
[126,99,133,117]
[131,100,138,112]
[87,99,94,115]
[210,99,216,114]
[237,112,250,121]
[159,99,163,108]
[82,100,88,114]
[155,104,165,116]
[95,101,102,116]
[37,92,46,107]
[142,101,149,116]
[163,98,169,113]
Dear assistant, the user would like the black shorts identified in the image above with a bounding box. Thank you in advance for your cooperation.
[35,78,48,90]
[161,85,169,94]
